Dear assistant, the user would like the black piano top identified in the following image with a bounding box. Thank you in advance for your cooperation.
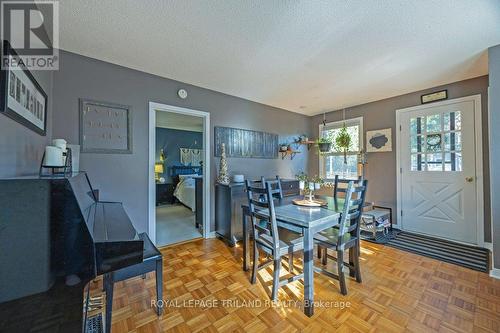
[0,172,143,332]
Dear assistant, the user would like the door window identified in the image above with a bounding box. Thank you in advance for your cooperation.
[410,111,462,172]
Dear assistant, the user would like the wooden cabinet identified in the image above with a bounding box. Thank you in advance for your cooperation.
[214,179,299,246]
[215,183,246,246]
[280,179,300,197]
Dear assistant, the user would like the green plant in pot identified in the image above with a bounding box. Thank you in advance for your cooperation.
[279,143,289,152]
[316,137,332,153]
[295,171,308,192]
[312,175,324,190]
[335,123,352,163]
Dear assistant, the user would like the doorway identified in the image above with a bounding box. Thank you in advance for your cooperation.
[396,95,483,245]
[148,102,210,246]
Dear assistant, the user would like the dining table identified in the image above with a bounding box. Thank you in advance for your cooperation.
[240,194,356,317]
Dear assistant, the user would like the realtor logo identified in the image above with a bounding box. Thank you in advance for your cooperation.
[1,1,59,70]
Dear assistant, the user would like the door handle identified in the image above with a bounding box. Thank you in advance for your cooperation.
[465,177,474,183]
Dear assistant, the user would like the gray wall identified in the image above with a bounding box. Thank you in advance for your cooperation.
[308,76,491,242]
[0,42,54,177]
[488,45,500,269]
[51,51,310,234]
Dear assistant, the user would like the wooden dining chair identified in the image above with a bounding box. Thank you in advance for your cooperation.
[260,175,283,199]
[246,180,304,300]
[314,180,367,295]
[316,175,363,258]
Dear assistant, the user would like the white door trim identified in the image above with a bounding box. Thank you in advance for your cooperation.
[148,102,211,243]
[396,94,484,246]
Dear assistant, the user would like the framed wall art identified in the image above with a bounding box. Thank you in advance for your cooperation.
[0,41,48,135]
[366,128,392,152]
[79,98,132,154]
[214,126,278,158]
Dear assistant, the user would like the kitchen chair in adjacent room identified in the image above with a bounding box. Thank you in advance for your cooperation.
[245,180,303,300]
[103,233,163,333]
[314,180,367,295]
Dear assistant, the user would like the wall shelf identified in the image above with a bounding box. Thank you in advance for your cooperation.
[280,150,300,160]
[298,140,316,150]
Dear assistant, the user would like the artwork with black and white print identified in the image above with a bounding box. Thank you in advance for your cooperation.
[366,128,392,152]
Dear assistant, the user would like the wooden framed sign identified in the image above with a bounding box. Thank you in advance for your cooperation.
[421,90,447,104]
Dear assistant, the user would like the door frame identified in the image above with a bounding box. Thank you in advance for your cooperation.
[148,102,211,242]
[396,94,484,246]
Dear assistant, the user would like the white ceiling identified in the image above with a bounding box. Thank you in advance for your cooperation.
[59,1,500,116]
[156,111,203,132]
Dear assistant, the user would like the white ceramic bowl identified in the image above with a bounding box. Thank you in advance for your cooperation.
[233,174,245,183]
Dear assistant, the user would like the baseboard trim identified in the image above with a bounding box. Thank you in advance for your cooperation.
[207,231,217,238]
[490,268,500,279]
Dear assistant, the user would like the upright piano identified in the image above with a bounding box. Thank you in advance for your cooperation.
[0,172,143,332]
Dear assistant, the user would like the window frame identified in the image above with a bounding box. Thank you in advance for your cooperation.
[318,116,364,180]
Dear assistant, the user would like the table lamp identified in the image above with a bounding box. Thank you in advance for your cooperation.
[155,163,164,181]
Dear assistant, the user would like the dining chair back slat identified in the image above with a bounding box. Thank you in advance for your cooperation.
[261,176,284,199]
[333,175,363,199]
[246,180,280,251]
[337,180,368,249]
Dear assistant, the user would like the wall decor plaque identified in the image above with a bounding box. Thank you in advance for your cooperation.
[214,126,278,158]
[421,90,447,104]
[79,99,132,153]
[366,128,392,152]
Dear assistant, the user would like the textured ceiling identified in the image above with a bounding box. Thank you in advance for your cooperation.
[59,1,500,115]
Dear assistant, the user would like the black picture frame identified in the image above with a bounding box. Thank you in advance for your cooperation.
[421,89,448,104]
[0,40,48,136]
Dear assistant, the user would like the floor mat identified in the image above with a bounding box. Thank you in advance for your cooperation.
[385,231,490,272]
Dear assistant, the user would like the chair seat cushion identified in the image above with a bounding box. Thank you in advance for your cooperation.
[314,228,350,246]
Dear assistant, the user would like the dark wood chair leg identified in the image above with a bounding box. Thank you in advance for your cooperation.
[271,258,281,301]
[348,247,356,278]
[251,244,259,284]
[104,274,114,333]
[288,253,294,273]
[156,258,163,316]
[354,245,362,283]
[321,247,328,265]
[337,250,347,295]
[317,245,322,259]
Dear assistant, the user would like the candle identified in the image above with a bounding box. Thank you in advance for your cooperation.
[44,146,64,166]
[308,182,314,191]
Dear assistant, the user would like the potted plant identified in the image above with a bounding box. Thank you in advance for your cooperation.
[316,137,332,153]
[279,143,289,152]
[335,123,352,163]
[295,171,308,191]
[312,175,324,190]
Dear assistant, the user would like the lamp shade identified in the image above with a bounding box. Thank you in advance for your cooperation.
[155,163,164,174]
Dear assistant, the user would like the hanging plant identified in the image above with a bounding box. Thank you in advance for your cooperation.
[335,123,352,164]
[316,137,332,153]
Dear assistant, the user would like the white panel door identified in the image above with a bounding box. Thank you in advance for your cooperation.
[399,100,477,244]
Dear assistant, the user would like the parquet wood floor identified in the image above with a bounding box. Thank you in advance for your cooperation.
[94,239,500,333]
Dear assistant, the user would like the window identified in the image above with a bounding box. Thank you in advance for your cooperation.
[319,117,363,179]
[410,111,462,172]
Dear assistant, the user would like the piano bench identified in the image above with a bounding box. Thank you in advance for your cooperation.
[103,233,163,333]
